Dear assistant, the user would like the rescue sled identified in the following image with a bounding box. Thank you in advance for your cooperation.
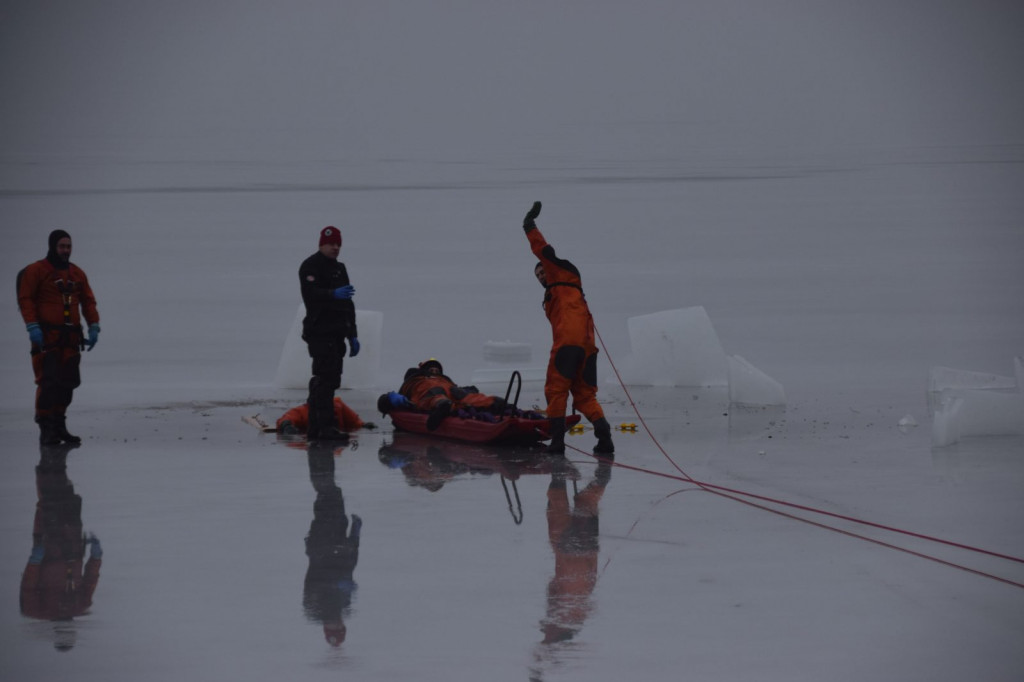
[388,410,580,444]
[386,371,580,445]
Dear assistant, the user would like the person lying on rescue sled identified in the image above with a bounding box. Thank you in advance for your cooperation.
[377,359,507,431]
[277,397,377,436]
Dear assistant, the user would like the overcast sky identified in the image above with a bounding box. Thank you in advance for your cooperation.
[2,0,1022,163]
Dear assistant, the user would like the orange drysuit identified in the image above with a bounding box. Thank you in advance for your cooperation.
[277,398,364,433]
[17,258,99,420]
[526,225,605,422]
[398,367,503,414]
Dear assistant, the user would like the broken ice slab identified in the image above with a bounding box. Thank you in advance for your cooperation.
[618,306,729,387]
[931,388,1024,447]
[728,355,786,407]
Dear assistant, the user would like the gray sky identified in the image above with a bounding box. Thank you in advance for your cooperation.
[2,0,1023,162]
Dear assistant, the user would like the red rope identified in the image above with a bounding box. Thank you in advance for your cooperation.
[589,323,1024,588]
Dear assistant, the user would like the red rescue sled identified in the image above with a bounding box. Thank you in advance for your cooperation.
[388,410,580,444]
[385,370,580,445]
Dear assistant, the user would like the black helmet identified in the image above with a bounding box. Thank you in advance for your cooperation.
[419,358,443,373]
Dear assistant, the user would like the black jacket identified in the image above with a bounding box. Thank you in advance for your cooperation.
[299,252,357,340]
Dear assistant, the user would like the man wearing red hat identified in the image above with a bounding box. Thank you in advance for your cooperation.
[298,226,360,440]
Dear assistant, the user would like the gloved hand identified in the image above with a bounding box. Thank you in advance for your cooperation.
[361,421,378,430]
[85,323,100,351]
[348,337,360,357]
[523,201,542,231]
[29,544,45,564]
[27,323,43,346]
[85,532,103,559]
[278,420,299,435]
[350,514,362,538]
[387,391,412,408]
[332,285,355,300]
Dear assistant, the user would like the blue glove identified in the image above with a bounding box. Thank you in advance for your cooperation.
[85,324,100,351]
[27,323,43,346]
[350,514,362,538]
[29,544,45,564]
[86,533,102,559]
[332,285,355,300]
[348,337,360,357]
[387,391,411,408]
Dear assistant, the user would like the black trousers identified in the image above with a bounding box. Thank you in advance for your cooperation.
[305,337,346,435]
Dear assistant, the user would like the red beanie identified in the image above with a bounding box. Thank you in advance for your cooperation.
[319,226,342,247]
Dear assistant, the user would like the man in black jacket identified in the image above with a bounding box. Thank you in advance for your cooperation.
[299,226,360,440]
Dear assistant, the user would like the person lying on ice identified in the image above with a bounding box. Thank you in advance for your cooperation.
[277,397,376,436]
[377,358,507,431]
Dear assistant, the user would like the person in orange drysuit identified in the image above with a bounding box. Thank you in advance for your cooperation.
[20,443,102,651]
[276,397,375,436]
[17,230,101,445]
[378,359,507,431]
[522,202,614,455]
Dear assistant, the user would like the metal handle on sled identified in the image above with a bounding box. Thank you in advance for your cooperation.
[503,371,522,410]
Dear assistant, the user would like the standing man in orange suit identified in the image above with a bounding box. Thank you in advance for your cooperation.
[17,230,100,445]
[521,202,613,455]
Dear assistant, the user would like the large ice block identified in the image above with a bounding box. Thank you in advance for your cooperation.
[274,306,382,389]
[619,307,729,387]
[930,357,1024,446]
[931,389,1024,446]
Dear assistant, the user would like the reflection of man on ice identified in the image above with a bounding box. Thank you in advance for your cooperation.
[302,442,361,647]
[20,443,102,651]
[539,460,612,646]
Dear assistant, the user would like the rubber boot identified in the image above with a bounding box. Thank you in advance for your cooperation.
[426,399,452,431]
[545,417,566,455]
[38,417,61,446]
[54,416,82,444]
[593,418,615,455]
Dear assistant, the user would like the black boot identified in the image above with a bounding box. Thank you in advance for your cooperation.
[545,417,566,455]
[426,399,452,431]
[37,417,61,446]
[54,416,82,444]
[593,418,615,455]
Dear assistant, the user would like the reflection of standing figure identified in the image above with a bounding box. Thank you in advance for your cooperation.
[539,461,611,646]
[20,443,102,651]
[303,442,361,647]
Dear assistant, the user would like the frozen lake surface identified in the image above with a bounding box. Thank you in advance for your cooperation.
[2,3,1023,680]
[0,380,1022,682]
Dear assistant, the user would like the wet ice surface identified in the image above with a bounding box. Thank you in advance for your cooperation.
[1,381,1022,682]
[1,160,1022,681]
[3,4,1024,678]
